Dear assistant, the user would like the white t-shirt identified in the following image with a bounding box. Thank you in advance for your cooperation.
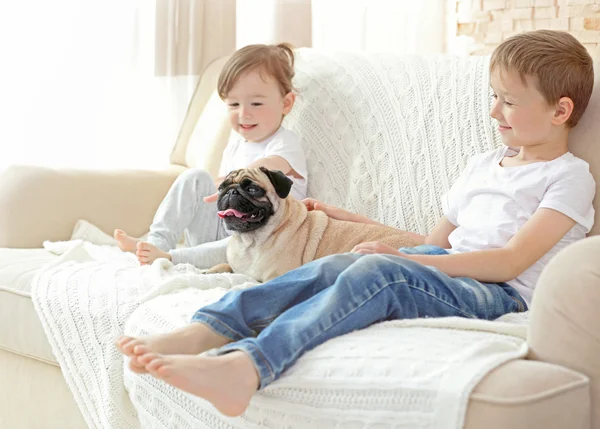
[442,146,595,305]
[218,126,308,200]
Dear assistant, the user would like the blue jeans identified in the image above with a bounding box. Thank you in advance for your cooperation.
[191,245,527,389]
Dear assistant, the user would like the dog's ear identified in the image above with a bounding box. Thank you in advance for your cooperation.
[259,167,293,198]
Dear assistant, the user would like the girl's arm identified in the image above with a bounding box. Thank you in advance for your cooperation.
[401,208,576,283]
[214,176,226,188]
[247,155,303,178]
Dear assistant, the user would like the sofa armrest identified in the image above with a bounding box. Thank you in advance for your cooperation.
[528,236,600,426]
[0,165,185,248]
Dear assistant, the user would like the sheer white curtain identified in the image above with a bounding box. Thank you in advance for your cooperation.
[0,0,446,174]
[236,0,312,49]
[0,0,234,173]
[236,0,446,53]
[311,0,446,53]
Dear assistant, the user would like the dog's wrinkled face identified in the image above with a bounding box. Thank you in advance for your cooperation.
[216,167,293,233]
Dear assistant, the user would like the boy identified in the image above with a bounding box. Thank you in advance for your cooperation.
[117,30,596,417]
[114,43,308,268]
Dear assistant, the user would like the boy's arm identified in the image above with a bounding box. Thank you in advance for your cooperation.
[404,208,576,283]
[304,199,427,245]
[350,216,454,253]
[424,216,456,248]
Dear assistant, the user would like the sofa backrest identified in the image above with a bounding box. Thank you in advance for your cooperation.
[169,56,232,177]
[174,48,600,236]
[568,48,600,236]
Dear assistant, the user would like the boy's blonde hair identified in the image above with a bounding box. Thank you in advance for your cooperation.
[217,43,295,100]
[490,30,594,128]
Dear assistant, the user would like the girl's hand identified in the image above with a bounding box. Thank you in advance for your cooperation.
[204,176,226,204]
[302,198,357,222]
[203,192,218,203]
[215,176,226,187]
[351,241,403,256]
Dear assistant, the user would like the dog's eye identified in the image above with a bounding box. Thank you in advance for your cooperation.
[247,186,260,193]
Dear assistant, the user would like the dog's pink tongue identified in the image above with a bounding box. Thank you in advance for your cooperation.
[217,208,245,218]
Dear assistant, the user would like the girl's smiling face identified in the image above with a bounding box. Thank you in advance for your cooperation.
[225,70,295,143]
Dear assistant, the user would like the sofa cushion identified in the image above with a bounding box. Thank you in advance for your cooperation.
[0,347,86,429]
[466,359,589,429]
[0,248,59,364]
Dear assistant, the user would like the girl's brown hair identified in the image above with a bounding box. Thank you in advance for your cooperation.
[217,43,295,99]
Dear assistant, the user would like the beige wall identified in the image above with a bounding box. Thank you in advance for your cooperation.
[454,0,600,54]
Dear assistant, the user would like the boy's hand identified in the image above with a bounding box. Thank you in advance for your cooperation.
[351,241,402,256]
[203,192,218,203]
[302,198,357,222]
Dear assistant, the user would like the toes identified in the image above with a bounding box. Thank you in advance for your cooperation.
[141,353,166,373]
[128,357,148,374]
[114,229,125,239]
[137,242,152,251]
[133,344,150,356]
[138,352,158,366]
[129,365,148,374]
[115,336,130,349]
[117,337,138,354]
[137,252,150,264]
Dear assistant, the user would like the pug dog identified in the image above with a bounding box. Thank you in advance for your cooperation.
[207,167,416,282]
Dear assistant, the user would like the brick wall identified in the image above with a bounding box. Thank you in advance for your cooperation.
[453,0,600,55]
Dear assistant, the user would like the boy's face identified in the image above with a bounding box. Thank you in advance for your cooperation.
[489,70,559,148]
[224,70,295,143]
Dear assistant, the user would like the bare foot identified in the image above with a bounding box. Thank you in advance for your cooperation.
[115,324,232,373]
[140,351,259,417]
[114,229,139,253]
[136,241,171,265]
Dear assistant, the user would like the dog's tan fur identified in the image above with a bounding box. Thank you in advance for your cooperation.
[208,168,416,282]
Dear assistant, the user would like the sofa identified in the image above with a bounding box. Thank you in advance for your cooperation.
[1,47,599,429]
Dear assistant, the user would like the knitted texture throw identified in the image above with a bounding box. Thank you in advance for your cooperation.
[33,241,527,429]
[285,49,501,233]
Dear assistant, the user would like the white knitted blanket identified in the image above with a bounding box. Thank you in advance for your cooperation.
[32,52,517,429]
[32,241,260,429]
[33,241,528,429]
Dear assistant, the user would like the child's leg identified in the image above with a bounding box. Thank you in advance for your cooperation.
[134,253,362,415]
[149,168,223,250]
[118,252,358,373]
[116,169,222,253]
[147,252,525,392]
[116,323,232,373]
[136,252,525,416]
